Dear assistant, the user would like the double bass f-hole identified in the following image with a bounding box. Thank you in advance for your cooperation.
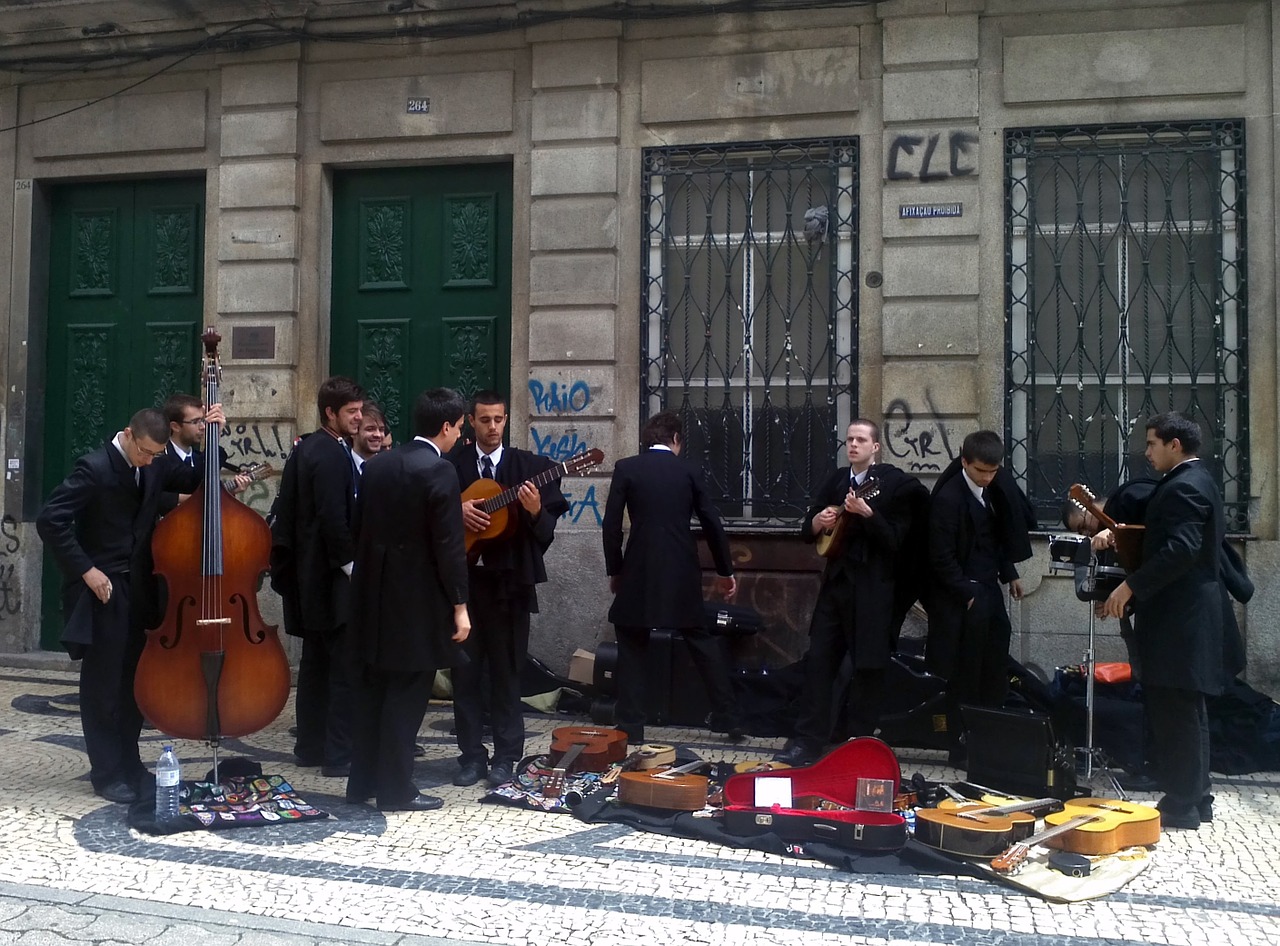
[134,328,291,779]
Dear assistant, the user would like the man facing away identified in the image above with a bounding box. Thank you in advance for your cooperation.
[1095,412,1226,829]
[345,387,471,811]
[37,404,225,803]
[449,390,569,788]
[269,376,364,777]
[927,430,1028,767]
[603,410,743,745]
[776,420,927,766]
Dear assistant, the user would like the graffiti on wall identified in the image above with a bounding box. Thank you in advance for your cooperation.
[562,484,603,527]
[886,130,979,182]
[883,390,957,473]
[0,514,22,621]
[529,379,591,414]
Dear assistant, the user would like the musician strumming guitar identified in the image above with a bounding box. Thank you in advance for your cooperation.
[776,420,928,766]
[449,390,571,790]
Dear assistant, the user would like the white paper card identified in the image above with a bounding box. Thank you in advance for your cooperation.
[753,777,793,809]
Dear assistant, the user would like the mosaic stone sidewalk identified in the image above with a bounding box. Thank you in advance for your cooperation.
[0,664,1277,945]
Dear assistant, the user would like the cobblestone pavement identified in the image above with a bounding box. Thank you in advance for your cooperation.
[0,664,1277,945]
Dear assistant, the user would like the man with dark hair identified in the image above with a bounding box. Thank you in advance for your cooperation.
[1096,412,1226,829]
[37,404,226,803]
[603,410,742,745]
[776,420,927,765]
[158,393,251,514]
[449,390,569,788]
[927,430,1030,766]
[269,376,364,777]
[346,387,470,811]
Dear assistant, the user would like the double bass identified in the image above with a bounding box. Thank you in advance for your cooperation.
[134,329,291,756]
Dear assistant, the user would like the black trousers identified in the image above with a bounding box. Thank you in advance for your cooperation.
[452,572,530,766]
[348,665,434,807]
[1144,684,1210,812]
[796,577,887,744]
[294,624,355,766]
[613,623,736,743]
[78,579,146,790]
[946,580,1011,749]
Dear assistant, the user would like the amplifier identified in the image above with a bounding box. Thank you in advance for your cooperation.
[961,704,1078,800]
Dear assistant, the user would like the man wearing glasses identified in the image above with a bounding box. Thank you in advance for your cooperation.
[37,403,227,804]
[158,393,252,515]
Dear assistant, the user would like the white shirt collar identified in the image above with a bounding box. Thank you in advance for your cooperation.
[169,440,192,463]
[960,467,986,505]
[111,433,135,469]
[648,444,674,453]
[414,435,442,456]
[477,444,504,471]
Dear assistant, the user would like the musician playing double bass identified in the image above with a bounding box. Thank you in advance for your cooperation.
[37,403,227,804]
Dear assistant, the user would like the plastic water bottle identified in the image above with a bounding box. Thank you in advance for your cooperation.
[155,745,181,823]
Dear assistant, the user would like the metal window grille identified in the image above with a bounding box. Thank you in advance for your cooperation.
[641,139,859,528]
[1005,121,1249,532]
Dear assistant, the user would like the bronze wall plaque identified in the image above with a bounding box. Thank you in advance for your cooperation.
[231,326,276,360]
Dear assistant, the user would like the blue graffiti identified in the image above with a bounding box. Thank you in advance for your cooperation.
[529,379,590,414]
[562,484,603,526]
[531,426,590,461]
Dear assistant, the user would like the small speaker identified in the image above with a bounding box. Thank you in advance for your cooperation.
[961,704,1077,800]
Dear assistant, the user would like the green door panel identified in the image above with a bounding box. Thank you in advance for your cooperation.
[40,178,204,649]
[330,165,512,442]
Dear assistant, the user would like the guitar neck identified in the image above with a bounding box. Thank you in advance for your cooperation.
[969,797,1061,818]
[478,461,567,514]
[993,814,1097,870]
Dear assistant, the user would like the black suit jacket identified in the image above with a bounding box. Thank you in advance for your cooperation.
[449,445,569,612]
[158,442,236,516]
[802,463,925,667]
[269,430,357,636]
[349,440,469,672]
[1126,460,1226,694]
[37,440,202,639]
[925,470,1025,677]
[603,448,732,629]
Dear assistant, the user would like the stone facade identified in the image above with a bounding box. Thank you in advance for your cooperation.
[0,0,1276,698]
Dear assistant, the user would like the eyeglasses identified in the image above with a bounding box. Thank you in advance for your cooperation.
[135,444,168,459]
[179,418,207,426]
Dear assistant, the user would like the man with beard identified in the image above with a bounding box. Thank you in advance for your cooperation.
[269,376,364,777]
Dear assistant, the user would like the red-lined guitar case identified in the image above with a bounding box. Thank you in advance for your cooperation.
[723,737,907,852]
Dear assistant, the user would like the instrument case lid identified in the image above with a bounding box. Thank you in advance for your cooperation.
[723,736,902,813]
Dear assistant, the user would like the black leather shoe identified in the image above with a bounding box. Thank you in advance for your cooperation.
[1160,806,1201,830]
[1197,795,1214,822]
[486,761,514,788]
[773,739,821,767]
[452,761,487,787]
[95,780,139,804]
[320,763,351,778]
[378,793,444,812]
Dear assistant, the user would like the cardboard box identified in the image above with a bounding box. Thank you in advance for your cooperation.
[568,648,595,686]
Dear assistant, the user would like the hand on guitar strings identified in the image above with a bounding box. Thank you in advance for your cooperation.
[461,498,491,532]
[844,490,873,518]
[1091,528,1116,551]
[517,481,542,516]
[812,505,840,535]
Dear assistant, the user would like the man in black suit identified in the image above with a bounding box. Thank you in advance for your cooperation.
[268,376,364,777]
[927,430,1029,765]
[1097,413,1226,829]
[158,393,252,515]
[449,390,569,788]
[603,410,741,745]
[346,388,471,811]
[37,404,224,803]
[776,420,927,765]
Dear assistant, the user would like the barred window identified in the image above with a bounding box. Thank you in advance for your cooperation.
[1006,121,1248,531]
[641,139,859,528]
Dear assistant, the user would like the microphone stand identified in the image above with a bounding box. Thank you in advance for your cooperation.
[1074,554,1127,799]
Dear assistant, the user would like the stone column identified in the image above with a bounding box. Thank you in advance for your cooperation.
[214,56,302,505]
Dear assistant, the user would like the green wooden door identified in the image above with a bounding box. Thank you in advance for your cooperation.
[40,178,205,648]
[330,165,512,440]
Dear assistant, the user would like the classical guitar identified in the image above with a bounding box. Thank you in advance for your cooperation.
[224,461,277,494]
[814,476,882,559]
[991,796,1161,872]
[1068,484,1145,573]
[617,760,710,811]
[1042,797,1161,856]
[548,726,628,774]
[915,797,1064,857]
[463,448,604,561]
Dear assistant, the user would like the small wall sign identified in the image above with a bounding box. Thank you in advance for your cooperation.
[231,326,276,360]
[899,203,963,219]
[406,97,431,114]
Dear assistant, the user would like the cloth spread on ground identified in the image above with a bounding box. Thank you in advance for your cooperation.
[482,757,1155,900]
[128,774,329,834]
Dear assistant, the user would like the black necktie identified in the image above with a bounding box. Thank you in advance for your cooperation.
[185,453,195,468]
[135,466,143,494]
[481,456,494,479]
